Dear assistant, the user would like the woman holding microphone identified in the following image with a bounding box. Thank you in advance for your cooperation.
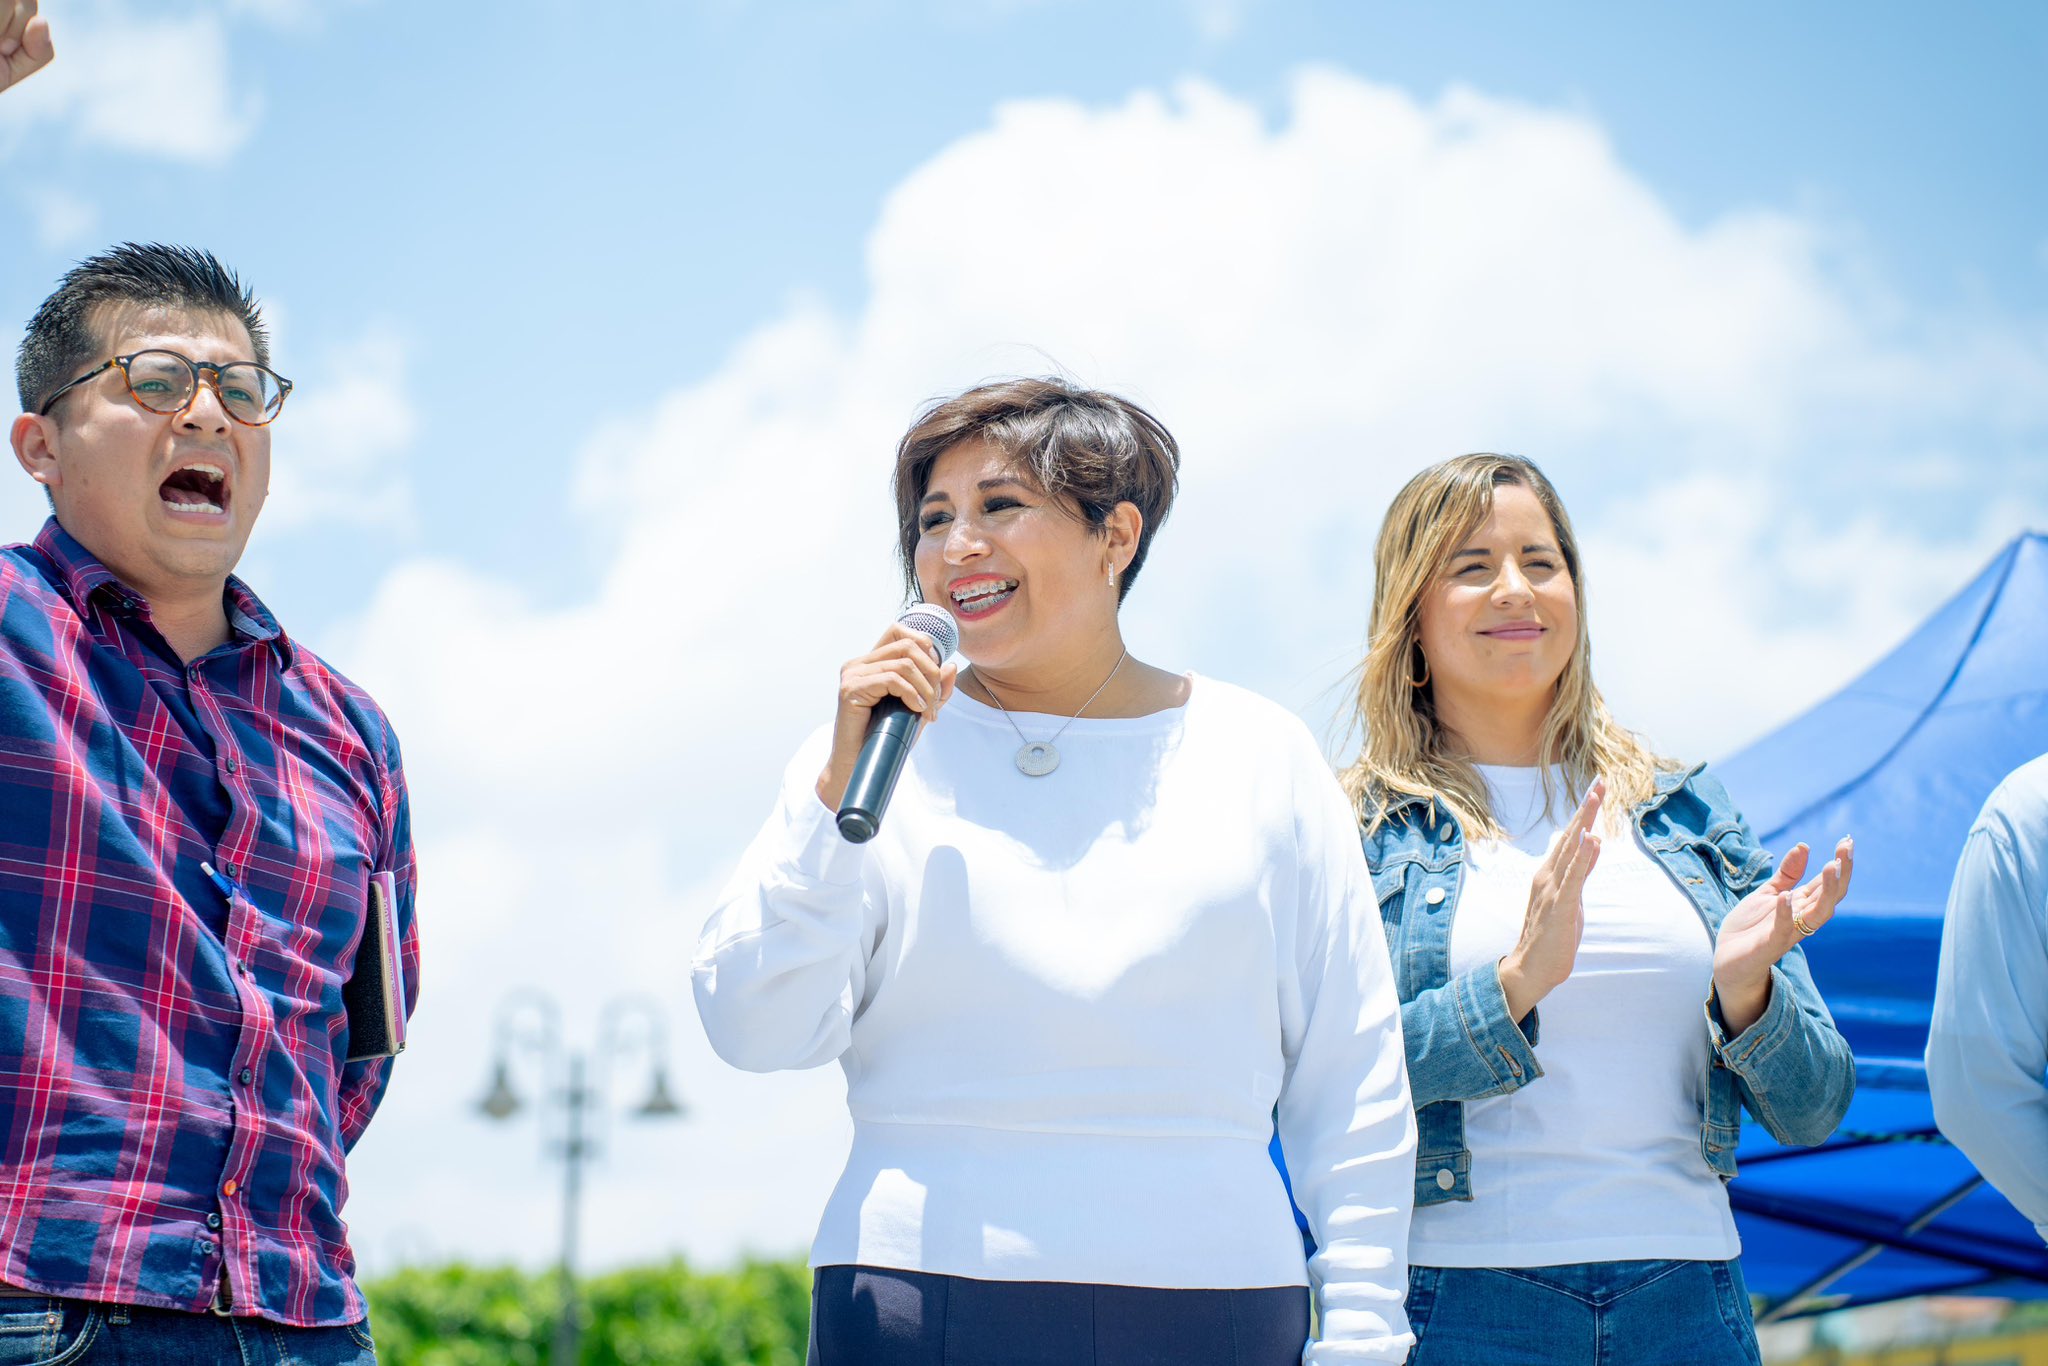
[694,378,1416,1365]
[1344,453,1855,1365]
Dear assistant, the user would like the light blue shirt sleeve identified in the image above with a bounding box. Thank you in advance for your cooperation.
[1926,763,2048,1244]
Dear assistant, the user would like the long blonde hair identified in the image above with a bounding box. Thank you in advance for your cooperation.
[1339,453,1671,838]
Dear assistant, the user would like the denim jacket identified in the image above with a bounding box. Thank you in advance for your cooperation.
[1369,764,1855,1209]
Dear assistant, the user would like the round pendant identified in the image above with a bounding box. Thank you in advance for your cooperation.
[1015,741,1061,777]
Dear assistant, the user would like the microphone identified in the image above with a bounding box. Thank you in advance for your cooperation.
[836,603,959,844]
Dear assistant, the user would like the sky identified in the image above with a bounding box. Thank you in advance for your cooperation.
[2,0,2045,1279]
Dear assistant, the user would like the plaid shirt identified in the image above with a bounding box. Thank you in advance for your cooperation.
[0,519,419,1326]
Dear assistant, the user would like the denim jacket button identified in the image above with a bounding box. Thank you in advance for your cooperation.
[1435,1168,1456,1191]
[1424,887,1446,905]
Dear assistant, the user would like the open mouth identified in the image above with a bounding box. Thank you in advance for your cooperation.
[159,462,231,517]
[949,577,1018,617]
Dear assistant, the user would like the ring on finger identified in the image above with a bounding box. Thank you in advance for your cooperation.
[1791,911,1817,937]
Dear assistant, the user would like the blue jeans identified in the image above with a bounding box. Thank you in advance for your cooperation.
[1407,1260,1761,1366]
[0,1294,375,1365]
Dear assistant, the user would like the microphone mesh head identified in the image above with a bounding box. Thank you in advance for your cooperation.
[899,603,959,659]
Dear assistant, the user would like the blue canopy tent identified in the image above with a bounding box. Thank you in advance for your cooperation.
[1711,531,2048,1318]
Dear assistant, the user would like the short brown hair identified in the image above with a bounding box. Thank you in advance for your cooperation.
[892,377,1181,604]
[19,242,269,416]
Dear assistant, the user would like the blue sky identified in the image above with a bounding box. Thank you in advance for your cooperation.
[3,0,2045,1276]
[6,2,2044,600]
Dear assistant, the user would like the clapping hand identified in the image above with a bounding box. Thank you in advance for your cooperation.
[1,0,53,94]
[1712,837,1854,1035]
[1498,779,1604,1021]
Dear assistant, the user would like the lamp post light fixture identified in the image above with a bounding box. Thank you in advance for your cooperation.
[475,991,688,1365]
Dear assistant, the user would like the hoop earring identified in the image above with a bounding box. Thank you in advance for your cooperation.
[1408,651,1431,688]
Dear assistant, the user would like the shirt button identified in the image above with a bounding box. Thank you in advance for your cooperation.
[1435,1168,1456,1191]
[1424,887,1446,905]
[223,1179,239,1197]
[198,1240,215,1254]
[238,1068,254,1086]
[206,1213,222,1230]
[238,962,254,979]
[222,862,239,880]
[225,757,239,774]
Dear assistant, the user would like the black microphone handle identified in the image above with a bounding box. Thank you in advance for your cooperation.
[836,696,922,844]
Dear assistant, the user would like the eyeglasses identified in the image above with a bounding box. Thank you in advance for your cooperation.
[37,349,294,427]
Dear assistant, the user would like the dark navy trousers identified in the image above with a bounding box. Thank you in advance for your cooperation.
[808,1265,1310,1366]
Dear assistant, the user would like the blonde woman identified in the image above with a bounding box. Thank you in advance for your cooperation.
[1342,454,1855,1365]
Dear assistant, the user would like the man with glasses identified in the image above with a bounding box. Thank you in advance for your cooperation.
[2,242,417,1360]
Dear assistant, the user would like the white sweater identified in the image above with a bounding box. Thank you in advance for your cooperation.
[693,677,1416,1363]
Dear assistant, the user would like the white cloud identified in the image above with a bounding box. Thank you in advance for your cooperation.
[329,69,2048,1273]
[1583,475,2037,765]
[1188,0,1254,42]
[0,1,257,164]
[19,185,99,249]
[220,0,319,27]
[220,0,375,32]
[969,0,1254,41]
[258,326,419,534]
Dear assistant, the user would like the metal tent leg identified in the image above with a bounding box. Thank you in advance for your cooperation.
[1757,1175,1985,1324]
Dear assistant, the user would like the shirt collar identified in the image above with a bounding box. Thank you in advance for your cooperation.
[34,516,138,615]
[224,578,294,667]
[33,517,296,668]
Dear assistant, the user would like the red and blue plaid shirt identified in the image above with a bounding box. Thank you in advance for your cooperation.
[0,519,419,1326]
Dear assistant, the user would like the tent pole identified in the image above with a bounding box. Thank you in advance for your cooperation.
[1733,1128,1942,1169]
[1764,1272,2010,1322]
[1757,1175,1985,1324]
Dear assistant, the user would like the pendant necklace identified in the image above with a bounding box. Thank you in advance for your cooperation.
[975,650,1128,777]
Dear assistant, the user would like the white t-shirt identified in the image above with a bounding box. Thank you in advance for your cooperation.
[1406,764,1741,1267]
[693,676,1416,1364]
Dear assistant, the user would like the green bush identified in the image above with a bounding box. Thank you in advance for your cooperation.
[364,1258,810,1365]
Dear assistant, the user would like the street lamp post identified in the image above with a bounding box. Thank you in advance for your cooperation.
[476,991,687,1365]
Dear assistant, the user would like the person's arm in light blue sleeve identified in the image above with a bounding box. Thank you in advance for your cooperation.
[1926,813,2048,1243]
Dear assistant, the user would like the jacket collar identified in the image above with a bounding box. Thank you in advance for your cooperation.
[1370,784,1460,839]
[1635,761,1709,816]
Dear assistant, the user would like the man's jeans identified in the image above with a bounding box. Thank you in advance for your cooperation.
[0,1292,374,1365]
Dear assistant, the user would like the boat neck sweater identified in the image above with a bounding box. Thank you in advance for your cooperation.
[693,675,1416,1363]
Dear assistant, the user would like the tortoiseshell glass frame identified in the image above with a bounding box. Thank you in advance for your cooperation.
[37,350,295,427]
